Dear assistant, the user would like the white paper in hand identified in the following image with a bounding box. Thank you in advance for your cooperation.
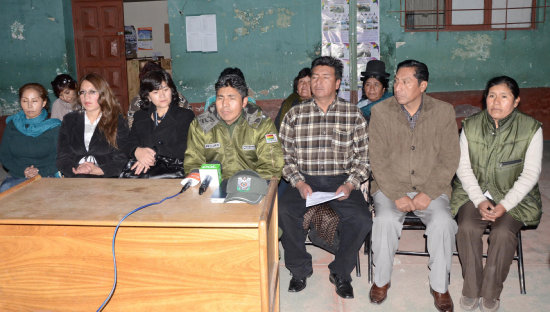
[305,191,345,207]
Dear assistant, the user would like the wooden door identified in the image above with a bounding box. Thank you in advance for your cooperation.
[72,0,129,112]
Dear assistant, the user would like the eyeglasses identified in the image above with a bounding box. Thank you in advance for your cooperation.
[78,90,98,96]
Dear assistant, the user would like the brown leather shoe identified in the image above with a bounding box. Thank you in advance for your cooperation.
[430,288,454,312]
[369,282,390,304]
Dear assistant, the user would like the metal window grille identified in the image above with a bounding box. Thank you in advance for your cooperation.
[396,0,548,39]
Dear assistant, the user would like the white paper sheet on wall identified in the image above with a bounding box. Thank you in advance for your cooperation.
[186,14,217,52]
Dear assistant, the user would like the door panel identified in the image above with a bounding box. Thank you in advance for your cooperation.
[72,0,128,112]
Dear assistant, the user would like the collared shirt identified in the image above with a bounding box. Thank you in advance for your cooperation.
[279,97,370,189]
[79,112,101,164]
[400,100,423,130]
[222,113,244,136]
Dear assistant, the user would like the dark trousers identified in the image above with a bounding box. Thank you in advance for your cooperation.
[456,201,523,300]
[279,174,372,281]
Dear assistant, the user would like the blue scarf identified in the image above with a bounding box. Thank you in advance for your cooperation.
[6,109,61,137]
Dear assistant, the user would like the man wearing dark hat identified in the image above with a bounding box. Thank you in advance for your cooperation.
[357,59,393,121]
[278,56,371,299]
[368,59,459,312]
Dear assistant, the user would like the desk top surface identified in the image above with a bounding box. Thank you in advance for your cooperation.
[0,177,277,228]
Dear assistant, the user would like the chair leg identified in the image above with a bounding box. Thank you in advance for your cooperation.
[368,233,373,284]
[517,231,526,294]
[424,234,428,253]
[356,250,361,277]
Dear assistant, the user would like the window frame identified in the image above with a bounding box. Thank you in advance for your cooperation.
[403,0,537,32]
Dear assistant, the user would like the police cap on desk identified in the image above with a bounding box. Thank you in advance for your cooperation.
[224,170,268,204]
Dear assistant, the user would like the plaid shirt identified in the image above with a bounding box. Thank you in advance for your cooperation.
[400,96,423,129]
[279,97,370,189]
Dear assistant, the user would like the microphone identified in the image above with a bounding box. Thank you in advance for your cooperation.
[198,161,222,195]
[180,170,200,193]
[198,175,212,195]
[180,180,192,193]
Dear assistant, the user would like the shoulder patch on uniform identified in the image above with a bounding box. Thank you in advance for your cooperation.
[265,133,278,143]
[205,143,221,149]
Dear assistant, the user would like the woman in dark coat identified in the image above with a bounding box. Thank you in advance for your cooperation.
[56,73,129,177]
[124,69,195,176]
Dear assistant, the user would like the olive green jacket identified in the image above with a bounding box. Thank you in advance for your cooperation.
[184,103,284,180]
[451,110,542,226]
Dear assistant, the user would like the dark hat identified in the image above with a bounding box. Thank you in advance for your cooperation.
[360,60,390,81]
[224,170,268,204]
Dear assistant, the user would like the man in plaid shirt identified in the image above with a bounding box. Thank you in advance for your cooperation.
[279,56,372,299]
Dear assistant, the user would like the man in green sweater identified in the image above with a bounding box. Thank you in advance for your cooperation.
[184,74,284,181]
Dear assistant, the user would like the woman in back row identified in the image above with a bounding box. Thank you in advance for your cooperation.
[56,73,129,177]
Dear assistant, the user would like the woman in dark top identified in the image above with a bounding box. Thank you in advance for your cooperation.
[124,69,195,176]
[56,73,129,177]
[0,83,61,192]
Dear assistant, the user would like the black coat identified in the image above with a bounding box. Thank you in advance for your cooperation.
[56,111,130,177]
[125,104,195,159]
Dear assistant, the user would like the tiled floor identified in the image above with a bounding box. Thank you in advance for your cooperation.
[279,142,550,311]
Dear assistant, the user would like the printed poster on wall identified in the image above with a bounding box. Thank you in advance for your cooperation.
[124,26,137,58]
[322,0,380,101]
[185,14,218,52]
[138,27,153,50]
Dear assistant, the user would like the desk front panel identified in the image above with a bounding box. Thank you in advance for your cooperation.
[0,224,261,311]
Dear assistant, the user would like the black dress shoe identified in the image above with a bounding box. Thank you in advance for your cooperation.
[329,273,354,299]
[288,272,312,292]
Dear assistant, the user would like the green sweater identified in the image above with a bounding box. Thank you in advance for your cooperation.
[0,120,59,178]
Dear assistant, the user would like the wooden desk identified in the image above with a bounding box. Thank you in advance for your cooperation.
[0,177,279,311]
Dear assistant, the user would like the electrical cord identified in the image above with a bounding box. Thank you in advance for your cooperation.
[96,190,184,312]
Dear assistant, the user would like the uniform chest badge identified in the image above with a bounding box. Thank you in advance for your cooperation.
[265,133,278,143]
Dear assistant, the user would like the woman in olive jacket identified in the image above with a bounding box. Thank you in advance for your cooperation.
[451,76,542,312]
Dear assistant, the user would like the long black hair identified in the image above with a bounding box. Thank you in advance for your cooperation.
[138,69,179,110]
[51,74,77,97]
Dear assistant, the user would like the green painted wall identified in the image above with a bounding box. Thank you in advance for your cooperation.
[167,0,321,103]
[1,0,547,114]
[0,0,76,116]
[378,1,550,92]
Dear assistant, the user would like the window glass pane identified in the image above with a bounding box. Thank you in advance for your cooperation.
[492,0,532,28]
[405,0,445,29]
[452,0,485,25]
